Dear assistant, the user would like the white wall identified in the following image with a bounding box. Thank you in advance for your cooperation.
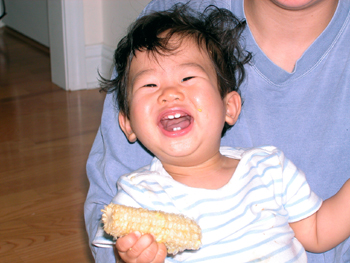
[102,0,151,48]
[84,0,150,89]
[84,0,103,45]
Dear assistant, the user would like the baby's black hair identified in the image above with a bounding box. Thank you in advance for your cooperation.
[100,3,251,135]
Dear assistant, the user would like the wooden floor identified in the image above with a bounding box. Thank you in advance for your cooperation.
[0,27,106,262]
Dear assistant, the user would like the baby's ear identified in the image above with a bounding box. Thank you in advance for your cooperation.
[224,91,241,126]
[118,113,137,143]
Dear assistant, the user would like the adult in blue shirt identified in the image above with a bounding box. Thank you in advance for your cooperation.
[84,0,350,262]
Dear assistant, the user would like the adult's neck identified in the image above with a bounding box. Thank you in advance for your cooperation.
[244,0,338,72]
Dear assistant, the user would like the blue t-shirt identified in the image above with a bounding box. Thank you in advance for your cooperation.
[85,1,350,262]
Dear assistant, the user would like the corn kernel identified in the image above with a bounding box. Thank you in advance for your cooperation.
[102,203,202,255]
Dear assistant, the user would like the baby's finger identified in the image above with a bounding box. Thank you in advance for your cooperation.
[116,231,141,252]
[153,242,167,263]
[126,234,156,261]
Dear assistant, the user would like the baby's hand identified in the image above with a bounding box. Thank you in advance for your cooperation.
[116,231,167,263]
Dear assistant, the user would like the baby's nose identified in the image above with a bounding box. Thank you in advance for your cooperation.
[158,86,184,104]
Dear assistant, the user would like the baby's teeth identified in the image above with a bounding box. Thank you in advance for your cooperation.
[167,113,181,119]
[173,127,181,131]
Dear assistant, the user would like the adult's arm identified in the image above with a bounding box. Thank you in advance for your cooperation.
[84,93,152,261]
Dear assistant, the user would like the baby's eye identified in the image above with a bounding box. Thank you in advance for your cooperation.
[143,83,157,87]
[181,76,195,82]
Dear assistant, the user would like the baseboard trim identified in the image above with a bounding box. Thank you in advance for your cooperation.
[85,44,114,89]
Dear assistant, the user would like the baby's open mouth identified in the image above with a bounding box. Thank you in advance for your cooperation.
[160,113,193,132]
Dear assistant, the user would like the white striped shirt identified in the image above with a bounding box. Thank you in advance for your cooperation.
[112,146,322,262]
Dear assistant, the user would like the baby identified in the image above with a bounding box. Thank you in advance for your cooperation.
[93,3,350,262]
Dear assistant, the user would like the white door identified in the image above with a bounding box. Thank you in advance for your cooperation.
[48,0,87,91]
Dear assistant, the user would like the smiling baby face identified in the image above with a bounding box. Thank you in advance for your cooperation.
[118,36,241,167]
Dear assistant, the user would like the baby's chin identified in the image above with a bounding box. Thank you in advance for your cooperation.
[159,145,213,166]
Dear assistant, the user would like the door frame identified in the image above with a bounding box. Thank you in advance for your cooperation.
[48,0,86,91]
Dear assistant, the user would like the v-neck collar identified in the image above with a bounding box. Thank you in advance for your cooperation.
[241,0,350,86]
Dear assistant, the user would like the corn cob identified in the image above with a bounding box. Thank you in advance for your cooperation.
[102,203,202,255]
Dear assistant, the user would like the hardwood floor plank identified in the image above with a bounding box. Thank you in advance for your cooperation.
[0,189,41,209]
[0,250,24,263]
[15,233,94,263]
[0,27,105,262]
